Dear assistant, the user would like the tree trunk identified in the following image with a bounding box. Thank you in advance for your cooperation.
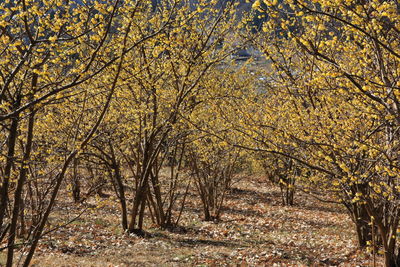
[384,251,396,267]
[349,203,372,248]
[112,163,128,230]
[6,106,35,267]
[0,112,20,232]
[149,171,166,227]
[71,158,81,203]
[128,177,149,233]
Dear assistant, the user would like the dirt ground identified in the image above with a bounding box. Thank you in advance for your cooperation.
[3,177,380,266]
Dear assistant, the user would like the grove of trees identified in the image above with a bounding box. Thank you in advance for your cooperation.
[0,0,399,266]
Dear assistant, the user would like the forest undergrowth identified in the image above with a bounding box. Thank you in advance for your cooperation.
[2,176,379,267]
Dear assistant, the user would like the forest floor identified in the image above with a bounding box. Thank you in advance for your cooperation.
[3,176,380,266]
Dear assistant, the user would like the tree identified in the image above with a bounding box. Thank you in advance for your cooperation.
[244,0,400,265]
[0,0,168,265]
[63,0,246,235]
[187,135,241,221]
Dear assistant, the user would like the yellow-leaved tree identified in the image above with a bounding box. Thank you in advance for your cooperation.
[241,0,400,265]
[0,0,170,265]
